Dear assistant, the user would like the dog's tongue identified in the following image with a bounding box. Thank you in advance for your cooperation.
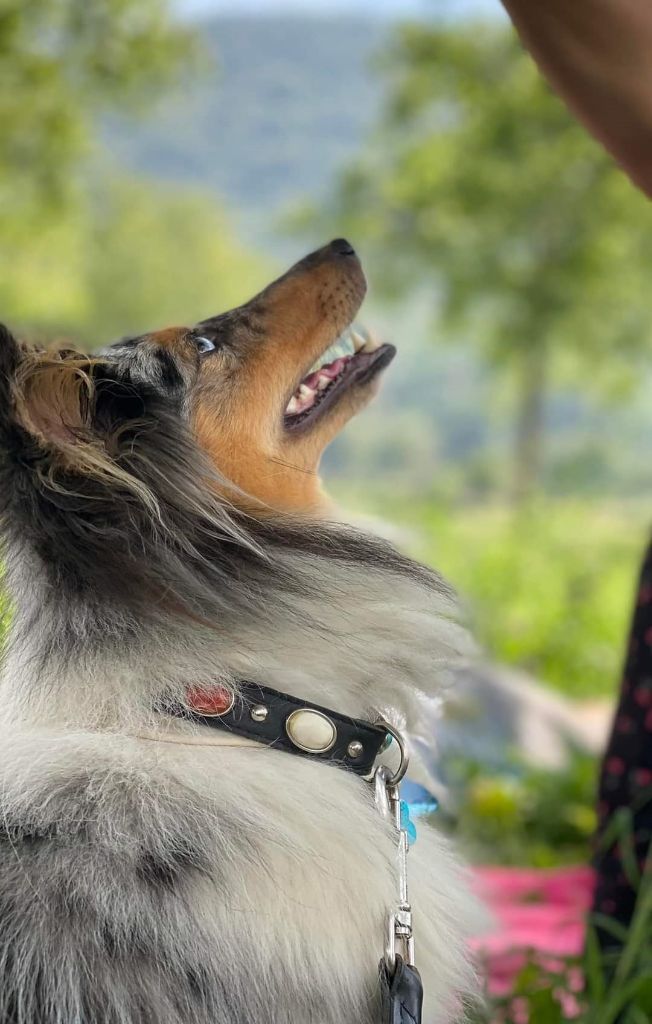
[302,357,348,392]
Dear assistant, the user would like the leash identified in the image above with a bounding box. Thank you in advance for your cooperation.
[161,682,424,1023]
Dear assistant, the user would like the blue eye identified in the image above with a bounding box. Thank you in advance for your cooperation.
[194,336,216,355]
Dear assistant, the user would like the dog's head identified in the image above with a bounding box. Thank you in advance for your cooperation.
[3,239,393,516]
[0,239,403,608]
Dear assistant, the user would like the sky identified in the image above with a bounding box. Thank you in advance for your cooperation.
[175,0,502,20]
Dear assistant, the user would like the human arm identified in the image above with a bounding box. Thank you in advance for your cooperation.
[501,0,652,197]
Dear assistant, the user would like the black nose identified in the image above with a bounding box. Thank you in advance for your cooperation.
[329,238,356,257]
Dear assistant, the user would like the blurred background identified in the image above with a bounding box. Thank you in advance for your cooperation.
[5,0,652,1014]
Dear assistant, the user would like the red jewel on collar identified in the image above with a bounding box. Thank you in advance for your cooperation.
[185,685,235,717]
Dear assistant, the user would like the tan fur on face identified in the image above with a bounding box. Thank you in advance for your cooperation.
[191,253,374,513]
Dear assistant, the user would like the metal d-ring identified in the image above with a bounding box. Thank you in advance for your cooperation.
[373,718,409,787]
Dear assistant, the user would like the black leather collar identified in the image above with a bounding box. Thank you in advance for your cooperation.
[163,681,390,778]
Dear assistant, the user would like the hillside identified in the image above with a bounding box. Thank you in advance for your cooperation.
[106,15,388,241]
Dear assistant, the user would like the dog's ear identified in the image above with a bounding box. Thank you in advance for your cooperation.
[0,324,95,453]
[11,350,98,454]
[2,342,163,519]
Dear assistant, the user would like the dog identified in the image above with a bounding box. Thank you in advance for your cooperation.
[0,239,477,1023]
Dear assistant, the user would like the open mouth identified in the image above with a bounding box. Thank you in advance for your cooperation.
[284,325,396,432]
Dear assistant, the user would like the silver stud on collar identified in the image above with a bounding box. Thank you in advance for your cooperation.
[347,740,364,759]
[250,704,269,722]
[286,708,336,753]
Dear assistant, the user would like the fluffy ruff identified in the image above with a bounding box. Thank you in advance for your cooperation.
[0,315,479,1023]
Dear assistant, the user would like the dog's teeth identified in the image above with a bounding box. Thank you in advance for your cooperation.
[316,374,330,391]
[299,384,314,399]
[307,329,367,374]
[351,330,366,352]
[362,332,382,353]
[286,395,300,415]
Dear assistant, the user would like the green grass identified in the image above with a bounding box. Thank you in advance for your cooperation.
[441,751,598,868]
[334,492,650,698]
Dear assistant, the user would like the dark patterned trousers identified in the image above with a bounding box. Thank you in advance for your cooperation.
[593,542,652,942]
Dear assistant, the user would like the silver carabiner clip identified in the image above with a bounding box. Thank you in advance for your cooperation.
[385,907,416,971]
[371,729,416,973]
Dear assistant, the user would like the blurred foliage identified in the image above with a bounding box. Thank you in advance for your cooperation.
[82,176,265,343]
[442,752,597,868]
[0,0,196,232]
[322,22,652,500]
[336,492,648,697]
[414,502,644,697]
[0,0,265,346]
[2,172,266,344]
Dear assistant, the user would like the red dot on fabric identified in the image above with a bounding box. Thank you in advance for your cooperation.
[606,757,626,775]
[185,685,234,716]
[639,586,652,605]
[645,709,652,732]
[634,769,652,788]
[635,687,652,708]
[616,716,634,733]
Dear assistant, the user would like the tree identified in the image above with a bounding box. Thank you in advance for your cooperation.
[0,1,266,346]
[80,176,265,344]
[0,0,194,232]
[1,172,266,343]
[329,23,652,502]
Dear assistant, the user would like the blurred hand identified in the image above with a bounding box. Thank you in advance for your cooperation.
[501,0,652,198]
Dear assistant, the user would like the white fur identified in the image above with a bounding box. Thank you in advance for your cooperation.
[0,544,481,1023]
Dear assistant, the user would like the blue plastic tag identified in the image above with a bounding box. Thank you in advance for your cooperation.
[399,800,418,847]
